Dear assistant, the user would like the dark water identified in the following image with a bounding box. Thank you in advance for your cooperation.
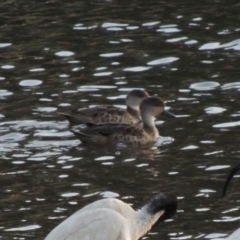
[1,0,240,239]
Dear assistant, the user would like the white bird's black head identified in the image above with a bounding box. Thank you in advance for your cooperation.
[146,192,178,223]
[223,162,240,197]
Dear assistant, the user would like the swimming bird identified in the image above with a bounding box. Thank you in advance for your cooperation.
[58,89,149,125]
[71,96,175,145]
[45,192,178,240]
[222,162,240,240]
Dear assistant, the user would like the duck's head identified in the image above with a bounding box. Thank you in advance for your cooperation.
[140,96,176,119]
[126,89,149,111]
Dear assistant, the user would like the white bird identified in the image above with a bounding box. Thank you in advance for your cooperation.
[45,192,178,240]
[222,162,240,240]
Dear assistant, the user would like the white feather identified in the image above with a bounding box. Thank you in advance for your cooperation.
[226,228,240,240]
[45,194,177,240]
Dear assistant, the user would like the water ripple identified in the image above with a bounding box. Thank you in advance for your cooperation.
[142,21,160,27]
[199,39,240,51]
[4,225,41,232]
[221,82,240,90]
[55,51,75,57]
[123,66,151,72]
[147,57,179,66]
[102,22,129,28]
[19,79,43,87]
[204,107,226,114]
[213,121,240,128]
[99,52,123,58]
[0,43,12,48]
[190,81,220,91]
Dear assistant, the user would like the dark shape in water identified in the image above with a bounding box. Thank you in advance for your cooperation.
[223,162,240,197]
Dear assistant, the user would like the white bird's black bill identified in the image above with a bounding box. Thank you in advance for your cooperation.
[223,162,240,197]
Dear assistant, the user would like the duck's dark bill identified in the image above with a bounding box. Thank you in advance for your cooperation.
[162,110,176,118]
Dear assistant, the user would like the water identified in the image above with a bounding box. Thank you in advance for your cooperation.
[1,0,240,239]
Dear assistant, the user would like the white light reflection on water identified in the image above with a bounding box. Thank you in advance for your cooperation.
[0,132,28,141]
[0,170,28,176]
[25,140,79,149]
[157,25,181,33]
[19,79,43,87]
[142,21,160,27]
[190,81,220,91]
[93,72,113,76]
[101,22,129,28]
[34,107,57,112]
[167,37,188,43]
[199,39,240,51]
[181,145,198,150]
[34,130,71,137]
[29,68,45,72]
[204,107,226,114]
[95,156,115,161]
[126,26,139,30]
[221,82,240,90]
[0,89,13,97]
[61,192,79,197]
[185,39,198,45]
[4,225,41,231]
[99,52,123,57]
[1,65,15,69]
[55,51,75,57]
[222,208,240,214]
[169,235,193,239]
[213,121,240,128]
[213,216,240,222]
[77,85,117,91]
[147,57,179,66]
[0,43,12,48]
[123,66,151,72]
[0,120,67,131]
[203,233,227,239]
[106,27,124,31]
[204,150,224,156]
[205,165,229,171]
[196,208,210,212]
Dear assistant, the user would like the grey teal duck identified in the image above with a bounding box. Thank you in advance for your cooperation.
[71,96,175,146]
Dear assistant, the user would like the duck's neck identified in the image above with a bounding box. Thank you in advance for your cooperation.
[127,106,141,119]
[142,114,159,138]
[132,207,163,240]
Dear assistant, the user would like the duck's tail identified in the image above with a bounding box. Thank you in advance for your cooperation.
[58,112,86,125]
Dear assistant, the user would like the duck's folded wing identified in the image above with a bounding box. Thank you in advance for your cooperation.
[58,107,118,124]
[72,106,118,117]
[45,208,127,240]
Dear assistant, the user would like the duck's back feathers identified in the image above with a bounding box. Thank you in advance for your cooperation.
[59,106,140,125]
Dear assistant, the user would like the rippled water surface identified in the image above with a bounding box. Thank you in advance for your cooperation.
[1,1,240,239]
